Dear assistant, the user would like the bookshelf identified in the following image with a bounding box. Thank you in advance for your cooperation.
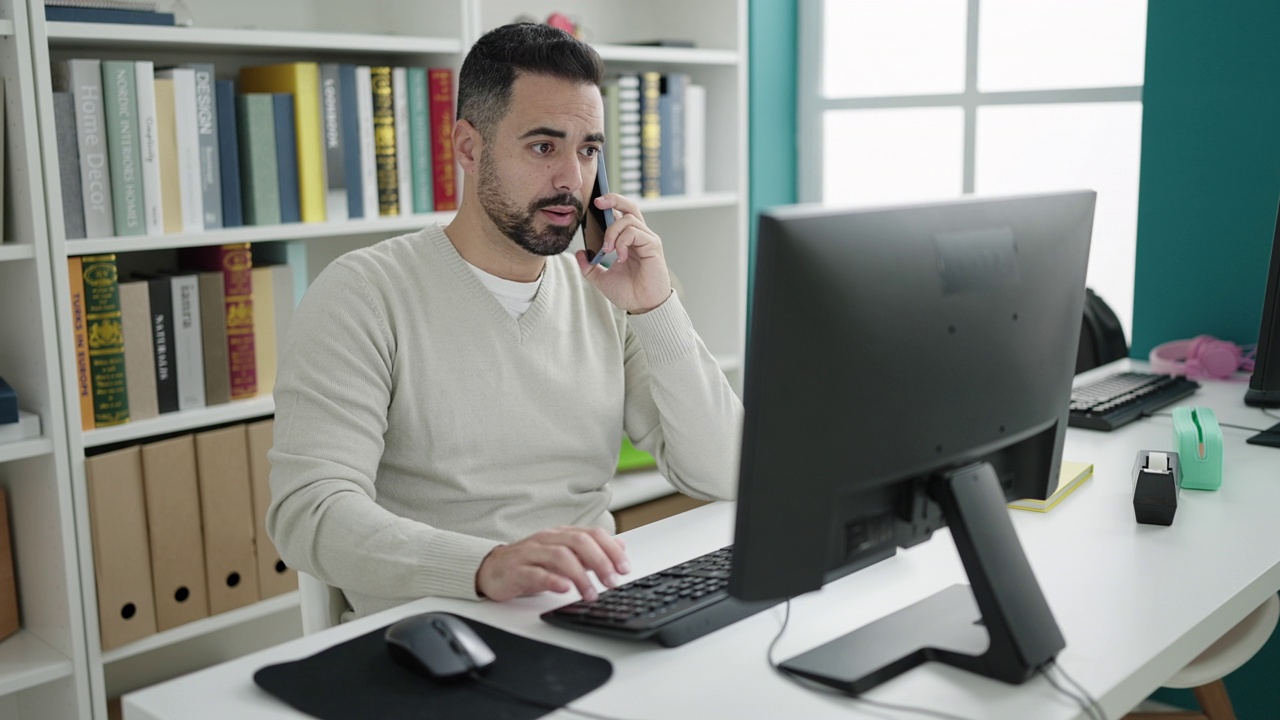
[16,0,747,717]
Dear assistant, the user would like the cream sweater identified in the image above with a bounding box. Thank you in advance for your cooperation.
[266,225,743,619]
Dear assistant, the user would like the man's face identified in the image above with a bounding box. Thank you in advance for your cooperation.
[476,73,605,257]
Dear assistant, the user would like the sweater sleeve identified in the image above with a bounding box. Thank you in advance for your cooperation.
[266,261,501,603]
[621,291,744,501]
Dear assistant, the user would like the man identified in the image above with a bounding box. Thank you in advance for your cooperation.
[267,23,742,620]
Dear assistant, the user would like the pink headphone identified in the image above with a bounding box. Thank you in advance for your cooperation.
[1149,335,1256,380]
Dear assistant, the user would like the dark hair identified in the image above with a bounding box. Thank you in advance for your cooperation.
[458,23,605,139]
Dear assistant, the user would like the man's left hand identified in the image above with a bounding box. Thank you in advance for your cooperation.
[575,194,672,314]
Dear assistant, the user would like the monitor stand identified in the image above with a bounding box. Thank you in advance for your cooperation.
[1246,422,1280,448]
[780,461,1065,694]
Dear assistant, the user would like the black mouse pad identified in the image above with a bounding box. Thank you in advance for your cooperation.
[254,614,613,720]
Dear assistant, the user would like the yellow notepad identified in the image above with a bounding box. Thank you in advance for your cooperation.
[1008,461,1094,513]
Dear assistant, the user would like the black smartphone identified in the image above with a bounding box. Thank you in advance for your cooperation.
[583,152,617,267]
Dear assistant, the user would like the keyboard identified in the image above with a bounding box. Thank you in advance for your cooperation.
[1068,371,1200,431]
[540,546,776,647]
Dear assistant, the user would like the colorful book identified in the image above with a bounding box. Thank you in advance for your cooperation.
[235,93,280,226]
[370,66,398,216]
[239,63,326,222]
[337,64,364,219]
[406,67,432,214]
[1008,461,1095,513]
[319,64,348,222]
[154,67,203,233]
[53,91,87,240]
[640,71,662,198]
[215,80,243,228]
[427,68,456,211]
[134,60,164,235]
[101,60,145,236]
[272,93,301,223]
[185,63,222,229]
[81,254,129,426]
[67,257,94,429]
[182,245,256,400]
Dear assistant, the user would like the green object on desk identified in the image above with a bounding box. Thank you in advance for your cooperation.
[1172,406,1223,491]
[617,437,656,472]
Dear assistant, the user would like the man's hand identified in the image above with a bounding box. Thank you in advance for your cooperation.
[575,194,673,314]
[476,526,630,602]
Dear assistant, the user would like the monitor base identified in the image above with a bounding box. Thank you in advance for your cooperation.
[1246,422,1280,448]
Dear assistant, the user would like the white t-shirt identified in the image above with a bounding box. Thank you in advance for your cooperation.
[465,260,542,318]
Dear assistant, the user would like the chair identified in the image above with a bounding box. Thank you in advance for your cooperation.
[298,571,349,635]
[1077,287,1130,374]
[1125,593,1280,720]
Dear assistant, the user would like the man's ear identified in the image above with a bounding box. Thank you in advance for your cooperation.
[454,118,481,174]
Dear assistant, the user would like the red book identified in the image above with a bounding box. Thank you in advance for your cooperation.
[182,244,257,399]
[428,68,457,211]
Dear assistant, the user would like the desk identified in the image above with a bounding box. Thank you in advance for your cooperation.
[123,362,1280,720]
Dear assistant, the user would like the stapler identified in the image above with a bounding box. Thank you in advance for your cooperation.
[1172,406,1223,491]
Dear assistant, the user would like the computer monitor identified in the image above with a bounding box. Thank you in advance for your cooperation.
[1245,199,1280,413]
[729,191,1096,694]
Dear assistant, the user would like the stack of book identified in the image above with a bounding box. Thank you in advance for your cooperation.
[602,71,706,199]
[45,0,177,26]
[53,60,457,240]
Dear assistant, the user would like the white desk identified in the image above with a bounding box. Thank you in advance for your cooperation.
[123,362,1280,720]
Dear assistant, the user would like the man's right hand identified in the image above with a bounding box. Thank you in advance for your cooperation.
[476,526,630,602]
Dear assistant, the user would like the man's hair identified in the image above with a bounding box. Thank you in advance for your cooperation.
[458,23,605,140]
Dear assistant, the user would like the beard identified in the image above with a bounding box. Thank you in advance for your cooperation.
[477,151,584,256]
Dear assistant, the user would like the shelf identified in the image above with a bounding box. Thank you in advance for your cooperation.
[594,44,739,66]
[83,396,274,448]
[0,630,75,697]
[0,245,35,263]
[0,19,13,37]
[635,192,738,212]
[0,437,54,465]
[608,470,673,511]
[63,212,456,255]
[101,592,299,664]
[46,23,463,56]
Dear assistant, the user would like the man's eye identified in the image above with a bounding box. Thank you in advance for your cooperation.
[533,143,553,154]
[582,146,600,158]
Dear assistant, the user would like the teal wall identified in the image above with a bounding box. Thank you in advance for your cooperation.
[747,0,798,289]
[1141,5,1280,713]
[1131,0,1280,357]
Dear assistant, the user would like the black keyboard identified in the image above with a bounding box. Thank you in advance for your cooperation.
[1068,371,1200,431]
[540,546,775,647]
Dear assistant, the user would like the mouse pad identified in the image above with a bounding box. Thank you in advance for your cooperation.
[253,614,613,720]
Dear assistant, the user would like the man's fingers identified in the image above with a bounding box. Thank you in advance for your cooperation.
[529,543,598,601]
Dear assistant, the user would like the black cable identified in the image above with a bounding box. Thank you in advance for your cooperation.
[1040,662,1104,720]
[468,671,637,720]
[1038,666,1097,720]
[765,600,979,720]
[1048,661,1106,720]
[1264,408,1280,423]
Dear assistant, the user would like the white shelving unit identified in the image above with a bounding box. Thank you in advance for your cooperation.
[17,0,747,717]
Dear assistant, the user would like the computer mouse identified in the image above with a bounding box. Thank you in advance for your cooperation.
[385,612,496,682]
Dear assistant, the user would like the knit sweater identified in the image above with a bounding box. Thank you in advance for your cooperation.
[266,224,743,619]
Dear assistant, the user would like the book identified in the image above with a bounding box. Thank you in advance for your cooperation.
[195,271,230,405]
[658,73,687,196]
[168,273,205,410]
[0,489,16,643]
[639,71,662,198]
[152,77,183,233]
[45,6,176,25]
[427,68,456,211]
[370,66,398,216]
[53,91,87,240]
[55,59,115,238]
[0,377,14,424]
[215,80,243,228]
[144,275,178,414]
[235,93,280,226]
[337,64,364,219]
[101,60,145,236]
[406,67,432,214]
[250,266,278,396]
[614,74,642,196]
[118,280,158,420]
[185,63,222,230]
[182,245,255,400]
[272,93,301,224]
[1008,461,1095,513]
[81,254,129,426]
[392,67,412,217]
[67,257,94,429]
[134,61,164,235]
[683,83,706,195]
[355,66,378,220]
[319,64,348,222]
[154,67,204,233]
[239,63,326,222]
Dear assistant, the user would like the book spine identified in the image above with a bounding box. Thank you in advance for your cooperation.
[195,272,230,405]
[119,281,158,420]
[392,68,412,217]
[67,257,94,429]
[370,67,398,216]
[407,67,432,214]
[683,84,705,195]
[640,71,662,198]
[219,245,256,399]
[146,276,178,413]
[291,63,325,223]
[53,92,87,240]
[427,68,456,211]
[101,60,144,236]
[152,77,183,233]
[215,80,243,228]
[272,93,301,223]
[156,68,204,232]
[616,74,642,196]
[81,254,129,426]
[659,73,686,196]
[235,94,280,226]
[319,64,348,222]
[45,6,175,24]
[133,61,164,235]
[337,64,363,219]
[169,274,205,410]
[355,66,378,220]
[67,59,116,238]
[603,79,621,196]
[187,63,222,229]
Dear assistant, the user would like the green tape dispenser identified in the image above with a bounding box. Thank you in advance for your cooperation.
[1172,406,1223,491]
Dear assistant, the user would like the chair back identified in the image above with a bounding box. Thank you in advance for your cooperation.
[298,571,348,635]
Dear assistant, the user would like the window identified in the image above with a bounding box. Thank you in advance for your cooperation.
[800,0,1147,338]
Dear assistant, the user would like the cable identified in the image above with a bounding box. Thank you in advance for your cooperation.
[468,671,638,720]
[1046,661,1107,720]
[765,600,979,720]
[1038,665,1101,720]
[1264,408,1280,423]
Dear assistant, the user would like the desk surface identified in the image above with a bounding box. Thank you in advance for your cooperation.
[124,362,1280,720]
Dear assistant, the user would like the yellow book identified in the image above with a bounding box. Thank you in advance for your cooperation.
[153,78,183,234]
[1009,461,1094,513]
[239,63,325,222]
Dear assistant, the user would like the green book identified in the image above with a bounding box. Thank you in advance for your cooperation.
[101,60,145,236]
[82,254,130,426]
[407,67,433,214]
[236,94,281,226]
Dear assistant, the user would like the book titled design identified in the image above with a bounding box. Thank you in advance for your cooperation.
[185,63,222,229]
[427,68,456,211]
[81,254,129,426]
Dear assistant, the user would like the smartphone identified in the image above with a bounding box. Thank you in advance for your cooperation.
[583,152,617,268]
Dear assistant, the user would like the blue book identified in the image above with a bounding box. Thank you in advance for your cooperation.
[0,376,16,424]
[338,64,364,219]
[658,73,686,196]
[45,7,176,25]
[272,93,301,224]
[215,80,243,228]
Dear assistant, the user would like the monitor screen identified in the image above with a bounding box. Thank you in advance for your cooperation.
[1246,198,1280,410]
[729,191,1096,693]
